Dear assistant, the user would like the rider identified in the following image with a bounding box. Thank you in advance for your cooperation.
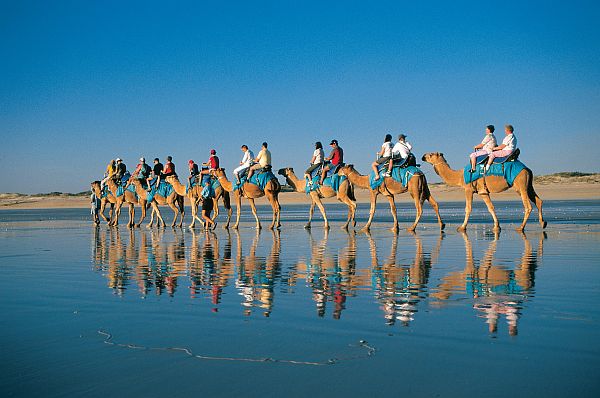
[162,156,176,181]
[188,159,200,185]
[319,139,344,185]
[151,157,163,189]
[387,134,412,175]
[133,157,152,185]
[247,142,271,179]
[114,158,128,184]
[371,134,393,180]
[201,149,220,176]
[233,145,255,184]
[485,124,517,172]
[101,159,116,189]
[469,125,497,172]
[304,141,325,182]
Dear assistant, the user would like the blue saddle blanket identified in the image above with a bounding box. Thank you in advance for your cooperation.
[113,184,136,198]
[187,176,220,194]
[305,174,347,194]
[463,160,526,186]
[147,181,174,202]
[233,171,277,191]
[369,166,421,190]
[473,153,515,165]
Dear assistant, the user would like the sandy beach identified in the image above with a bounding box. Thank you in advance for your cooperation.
[1,174,598,209]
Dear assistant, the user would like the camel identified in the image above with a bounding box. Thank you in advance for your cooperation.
[211,168,281,230]
[277,167,357,230]
[126,178,185,228]
[166,175,232,229]
[91,181,115,224]
[421,152,547,232]
[104,177,145,228]
[338,164,445,232]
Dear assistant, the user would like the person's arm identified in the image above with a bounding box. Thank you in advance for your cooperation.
[492,143,506,151]
[310,154,316,164]
[254,151,263,163]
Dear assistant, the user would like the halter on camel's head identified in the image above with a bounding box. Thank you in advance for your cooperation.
[277,167,294,176]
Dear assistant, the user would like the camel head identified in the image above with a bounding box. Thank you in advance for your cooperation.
[421,152,446,164]
[91,181,101,194]
[277,167,294,176]
[212,168,226,178]
[338,164,355,176]
[165,175,178,184]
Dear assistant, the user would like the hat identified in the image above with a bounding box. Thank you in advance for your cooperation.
[153,158,159,162]
[329,139,338,145]
[188,159,194,164]
[140,157,145,162]
[210,149,216,155]
[398,134,407,140]
[115,158,122,162]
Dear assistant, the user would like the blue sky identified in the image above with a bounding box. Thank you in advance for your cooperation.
[1,0,599,193]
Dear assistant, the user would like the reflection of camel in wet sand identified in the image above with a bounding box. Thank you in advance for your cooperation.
[277,167,357,230]
[127,178,185,228]
[339,164,444,232]
[367,231,443,326]
[431,231,543,335]
[421,152,547,232]
[166,175,232,229]
[212,168,281,230]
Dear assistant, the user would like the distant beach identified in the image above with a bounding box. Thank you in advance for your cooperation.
[1,172,598,209]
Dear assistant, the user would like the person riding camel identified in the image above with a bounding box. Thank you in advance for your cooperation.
[485,124,517,172]
[233,145,255,184]
[304,141,325,182]
[151,157,163,189]
[469,125,497,172]
[188,159,200,185]
[133,157,151,186]
[320,139,344,185]
[162,156,176,181]
[387,134,412,174]
[371,134,393,180]
[101,159,116,189]
[114,158,128,184]
[201,149,220,176]
[247,142,271,179]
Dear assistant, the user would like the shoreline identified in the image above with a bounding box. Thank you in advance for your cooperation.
[1,182,598,210]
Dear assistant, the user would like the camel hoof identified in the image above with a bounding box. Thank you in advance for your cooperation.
[324,224,330,230]
[360,227,370,233]
[340,225,349,231]
[233,226,239,230]
[406,227,416,233]
[304,224,311,229]
[457,226,466,232]
[440,223,446,231]
[515,227,525,232]
[222,225,229,230]
[542,221,548,229]
[493,226,501,232]
[352,220,357,227]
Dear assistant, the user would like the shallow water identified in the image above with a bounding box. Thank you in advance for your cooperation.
[1,202,599,397]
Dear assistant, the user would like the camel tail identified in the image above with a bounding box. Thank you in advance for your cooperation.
[223,190,232,210]
[348,181,356,202]
[421,174,431,201]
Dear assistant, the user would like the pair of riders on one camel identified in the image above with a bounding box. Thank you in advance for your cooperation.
[371,133,413,181]
[303,139,344,185]
[233,142,272,184]
[469,124,518,172]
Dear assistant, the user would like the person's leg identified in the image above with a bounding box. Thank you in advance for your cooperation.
[319,165,330,184]
[371,161,380,179]
[248,164,260,179]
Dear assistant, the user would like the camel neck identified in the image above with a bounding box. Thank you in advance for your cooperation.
[217,176,233,192]
[168,178,187,196]
[284,171,306,192]
[432,160,463,187]
[346,169,370,189]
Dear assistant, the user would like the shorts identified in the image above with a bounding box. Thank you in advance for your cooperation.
[202,199,214,212]
[376,156,391,165]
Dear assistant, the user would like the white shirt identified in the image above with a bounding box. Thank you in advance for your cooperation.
[481,134,497,152]
[392,141,412,158]
[241,150,254,167]
[256,148,271,167]
[381,142,393,157]
[312,148,324,164]
[502,133,517,151]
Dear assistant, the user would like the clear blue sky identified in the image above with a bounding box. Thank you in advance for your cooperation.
[1,0,599,193]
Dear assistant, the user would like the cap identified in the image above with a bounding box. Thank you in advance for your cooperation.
[153,158,159,162]
[398,134,407,140]
[210,149,216,155]
[330,139,338,145]
[188,159,194,164]
[139,157,145,162]
[115,158,122,162]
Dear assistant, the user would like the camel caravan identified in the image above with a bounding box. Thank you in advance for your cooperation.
[91,125,547,233]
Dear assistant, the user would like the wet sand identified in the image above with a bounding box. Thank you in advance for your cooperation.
[1,181,598,209]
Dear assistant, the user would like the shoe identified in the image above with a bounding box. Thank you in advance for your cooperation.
[484,165,490,173]
[383,172,391,177]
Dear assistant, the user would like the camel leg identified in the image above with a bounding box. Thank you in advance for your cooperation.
[177,197,185,227]
[99,202,110,223]
[211,197,219,222]
[516,188,532,232]
[128,203,135,228]
[188,198,197,228]
[224,201,232,230]
[233,193,242,229]
[267,194,279,230]
[135,201,147,228]
[248,198,261,229]
[112,202,123,226]
[425,189,445,231]
[167,200,179,228]
[306,200,315,229]
[339,195,355,230]
[361,190,378,232]
[313,196,329,230]
[274,195,281,229]
[193,199,204,228]
[408,191,422,232]
[458,190,474,232]
[527,186,547,229]
[386,195,399,232]
[480,193,500,232]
